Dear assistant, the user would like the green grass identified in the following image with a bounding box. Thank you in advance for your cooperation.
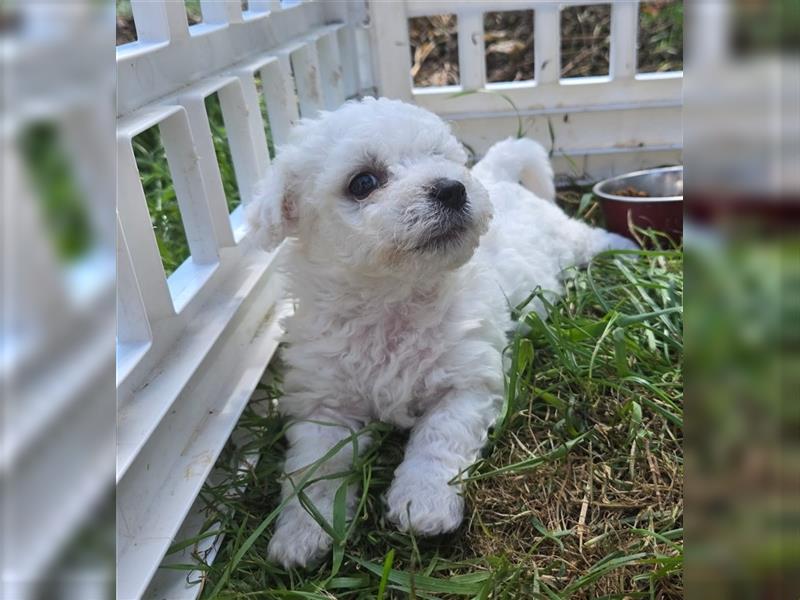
[164,202,683,599]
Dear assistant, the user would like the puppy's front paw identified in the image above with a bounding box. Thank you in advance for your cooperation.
[600,231,639,251]
[267,507,332,569]
[386,473,464,536]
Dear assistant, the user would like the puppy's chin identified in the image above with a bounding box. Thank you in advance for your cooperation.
[416,243,477,273]
[412,232,476,268]
[395,207,490,274]
[411,221,468,251]
[398,226,482,273]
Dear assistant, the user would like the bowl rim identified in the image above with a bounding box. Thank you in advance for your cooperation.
[592,165,683,203]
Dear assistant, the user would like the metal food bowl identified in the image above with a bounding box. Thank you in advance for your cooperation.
[592,166,683,245]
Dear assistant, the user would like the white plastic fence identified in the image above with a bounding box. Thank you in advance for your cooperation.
[114,2,683,599]
[116,2,369,598]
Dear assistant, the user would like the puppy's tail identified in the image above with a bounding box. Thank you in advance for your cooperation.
[472,137,555,202]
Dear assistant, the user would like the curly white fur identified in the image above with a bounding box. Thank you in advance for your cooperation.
[248,97,635,568]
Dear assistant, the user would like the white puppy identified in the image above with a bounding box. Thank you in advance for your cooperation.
[249,97,634,568]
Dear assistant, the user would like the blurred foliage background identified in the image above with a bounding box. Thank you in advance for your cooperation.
[18,122,96,263]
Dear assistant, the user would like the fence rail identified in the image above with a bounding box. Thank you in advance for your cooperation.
[113,1,684,598]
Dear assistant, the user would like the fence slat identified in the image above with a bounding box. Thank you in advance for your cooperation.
[162,0,190,41]
[177,82,239,250]
[316,31,347,109]
[278,52,303,134]
[457,10,486,91]
[262,57,298,148]
[290,42,325,118]
[611,1,639,79]
[368,1,413,100]
[217,80,263,206]
[200,0,243,25]
[130,0,169,43]
[534,4,561,84]
[337,26,360,97]
[323,2,364,97]
[159,109,221,265]
[117,127,175,322]
[236,70,272,174]
[117,216,152,345]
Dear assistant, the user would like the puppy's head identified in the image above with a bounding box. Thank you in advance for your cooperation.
[248,97,492,276]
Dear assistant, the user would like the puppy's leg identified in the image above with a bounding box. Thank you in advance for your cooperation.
[588,227,639,254]
[267,413,368,568]
[386,390,497,535]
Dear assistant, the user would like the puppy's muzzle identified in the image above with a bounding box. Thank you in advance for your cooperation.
[429,178,467,211]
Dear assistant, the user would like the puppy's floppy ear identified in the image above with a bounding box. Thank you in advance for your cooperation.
[247,160,299,251]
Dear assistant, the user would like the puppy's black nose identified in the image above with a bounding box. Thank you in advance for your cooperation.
[430,178,467,211]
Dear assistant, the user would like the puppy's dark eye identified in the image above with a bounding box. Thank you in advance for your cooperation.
[348,172,380,200]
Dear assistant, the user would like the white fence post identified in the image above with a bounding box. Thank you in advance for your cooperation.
[276,53,303,128]
[457,9,486,91]
[129,0,170,43]
[534,3,561,85]
[611,1,639,79]
[217,80,264,206]
[116,216,153,347]
[200,0,244,25]
[368,1,413,101]
[317,31,347,109]
[162,0,191,41]
[236,70,273,176]
[262,57,300,146]
[116,129,175,322]
[177,87,238,249]
[290,42,325,118]
[159,109,221,265]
